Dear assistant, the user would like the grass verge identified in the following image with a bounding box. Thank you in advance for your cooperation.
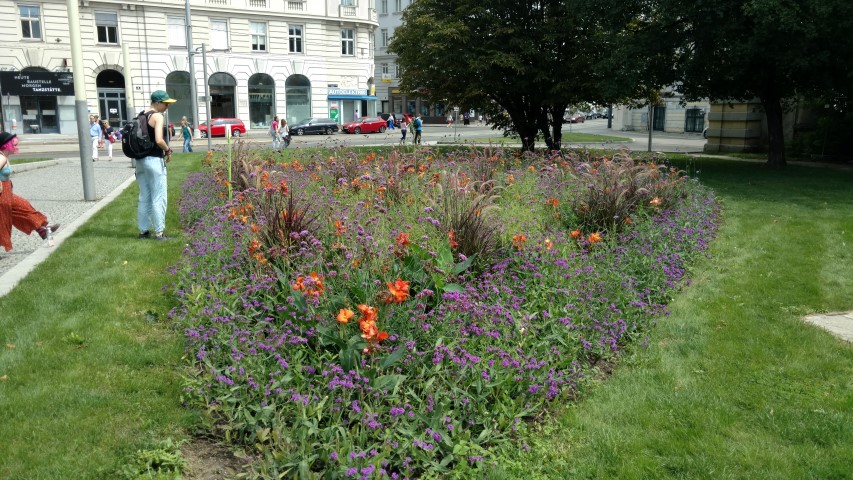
[0,153,204,479]
[497,158,853,478]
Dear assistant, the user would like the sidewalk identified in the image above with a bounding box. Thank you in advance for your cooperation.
[0,157,135,296]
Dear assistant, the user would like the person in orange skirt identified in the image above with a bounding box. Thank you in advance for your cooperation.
[0,132,60,252]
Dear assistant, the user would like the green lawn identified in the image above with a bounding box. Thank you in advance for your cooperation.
[1,152,851,479]
[497,158,853,479]
[10,157,53,165]
[0,153,204,479]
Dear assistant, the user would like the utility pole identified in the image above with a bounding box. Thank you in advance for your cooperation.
[647,103,653,152]
[200,44,212,152]
[185,0,200,137]
[66,0,96,201]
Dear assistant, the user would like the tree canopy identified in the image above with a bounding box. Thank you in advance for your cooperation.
[390,0,625,151]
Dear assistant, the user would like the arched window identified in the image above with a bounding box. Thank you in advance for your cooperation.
[248,73,275,129]
[209,72,237,118]
[166,71,192,126]
[285,74,311,126]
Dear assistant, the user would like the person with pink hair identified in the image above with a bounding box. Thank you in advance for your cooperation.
[0,132,59,252]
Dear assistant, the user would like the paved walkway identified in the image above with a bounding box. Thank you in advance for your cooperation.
[0,157,135,296]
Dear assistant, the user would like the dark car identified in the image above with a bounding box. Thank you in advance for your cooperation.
[199,118,247,138]
[342,116,388,134]
[289,118,339,136]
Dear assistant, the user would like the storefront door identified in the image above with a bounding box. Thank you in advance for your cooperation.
[98,89,128,127]
[20,96,58,134]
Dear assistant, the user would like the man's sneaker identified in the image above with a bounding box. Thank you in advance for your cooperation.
[154,233,171,241]
[138,231,151,239]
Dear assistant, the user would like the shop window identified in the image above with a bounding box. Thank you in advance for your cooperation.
[250,21,267,51]
[209,72,237,118]
[685,108,705,133]
[96,11,119,45]
[19,5,41,40]
[167,16,186,47]
[210,19,229,50]
[248,73,275,128]
[341,29,354,56]
[289,25,303,53]
[285,74,311,126]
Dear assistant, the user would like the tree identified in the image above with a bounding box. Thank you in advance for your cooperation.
[390,0,615,151]
[632,0,853,167]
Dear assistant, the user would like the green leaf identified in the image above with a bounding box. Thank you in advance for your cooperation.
[451,254,476,275]
[442,283,464,293]
[380,347,407,369]
[373,374,408,392]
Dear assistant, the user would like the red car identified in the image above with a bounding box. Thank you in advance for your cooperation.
[199,118,247,138]
[342,116,387,134]
[564,114,586,124]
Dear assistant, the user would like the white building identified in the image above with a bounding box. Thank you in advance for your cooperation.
[0,0,379,134]
[612,90,709,135]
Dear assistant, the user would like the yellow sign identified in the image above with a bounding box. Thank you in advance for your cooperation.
[381,79,393,83]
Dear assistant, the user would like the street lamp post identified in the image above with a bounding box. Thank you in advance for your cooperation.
[185,0,200,137]
[453,106,459,142]
[200,44,212,152]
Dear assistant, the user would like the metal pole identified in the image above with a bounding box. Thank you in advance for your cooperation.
[647,104,653,152]
[202,44,212,152]
[66,0,96,201]
[185,0,199,137]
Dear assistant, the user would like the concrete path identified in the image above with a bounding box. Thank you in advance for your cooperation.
[803,313,853,343]
[0,156,135,297]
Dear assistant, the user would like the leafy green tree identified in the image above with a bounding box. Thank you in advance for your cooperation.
[390,0,614,151]
[634,0,853,167]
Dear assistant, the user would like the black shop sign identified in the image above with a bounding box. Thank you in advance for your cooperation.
[0,71,75,96]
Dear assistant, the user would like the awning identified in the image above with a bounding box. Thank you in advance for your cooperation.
[327,95,378,101]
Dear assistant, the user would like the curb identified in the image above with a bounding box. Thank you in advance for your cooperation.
[0,174,136,298]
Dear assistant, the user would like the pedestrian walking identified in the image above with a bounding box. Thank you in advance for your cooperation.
[388,113,395,130]
[101,119,116,161]
[463,112,470,126]
[136,90,176,241]
[446,114,453,128]
[0,132,60,252]
[180,116,193,153]
[413,114,423,144]
[89,114,102,161]
[399,117,408,144]
[270,116,280,149]
[280,119,290,148]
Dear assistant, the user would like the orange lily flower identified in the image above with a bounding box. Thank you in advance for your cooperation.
[385,279,410,304]
[448,229,459,249]
[588,232,602,244]
[337,308,355,324]
[570,229,583,240]
[512,234,527,250]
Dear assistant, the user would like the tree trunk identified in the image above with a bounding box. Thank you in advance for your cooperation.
[761,96,787,168]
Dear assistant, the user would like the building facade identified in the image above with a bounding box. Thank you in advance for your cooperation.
[0,0,379,134]
[612,94,710,135]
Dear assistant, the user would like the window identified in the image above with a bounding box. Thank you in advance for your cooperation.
[288,24,303,53]
[19,5,41,40]
[167,16,186,47]
[395,0,401,11]
[381,63,388,75]
[250,21,267,51]
[96,11,119,44]
[340,0,355,5]
[380,0,387,14]
[395,61,400,78]
[368,31,373,57]
[380,29,388,47]
[210,19,229,50]
[341,29,354,56]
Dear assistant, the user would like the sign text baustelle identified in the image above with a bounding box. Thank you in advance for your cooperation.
[0,71,75,96]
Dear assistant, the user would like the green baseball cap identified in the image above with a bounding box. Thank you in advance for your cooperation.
[151,90,177,104]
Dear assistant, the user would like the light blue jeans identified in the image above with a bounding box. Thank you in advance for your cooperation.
[182,136,193,153]
[135,156,168,234]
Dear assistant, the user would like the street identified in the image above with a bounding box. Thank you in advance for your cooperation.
[15,118,708,159]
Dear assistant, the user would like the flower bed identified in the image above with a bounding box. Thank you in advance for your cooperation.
[171,147,719,478]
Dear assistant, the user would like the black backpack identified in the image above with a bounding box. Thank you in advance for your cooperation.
[121,111,156,159]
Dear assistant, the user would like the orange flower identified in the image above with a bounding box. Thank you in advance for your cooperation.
[337,308,355,324]
[248,237,261,254]
[544,238,554,250]
[623,217,632,224]
[546,198,559,207]
[385,279,410,304]
[335,220,347,236]
[377,331,389,342]
[506,174,515,185]
[357,304,378,324]
[570,229,583,240]
[395,232,411,247]
[650,197,662,207]
[588,232,602,244]
[512,234,527,250]
[448,229,459,249]
[292,276,305,291]
[293,272,325,296]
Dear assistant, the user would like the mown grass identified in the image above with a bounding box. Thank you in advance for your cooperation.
[0,153,205,479]
[9,157,53,165]
[2,151,851,478]
[497,159,853,479]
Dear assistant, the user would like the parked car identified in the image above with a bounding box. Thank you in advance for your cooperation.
[199,118,246,138]
[379,113,413,128]
[342,116,389,134]
[289,118,339,136]
[564,114,586,124]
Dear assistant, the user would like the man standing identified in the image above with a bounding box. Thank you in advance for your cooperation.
[89,114,102,162]
[413,114,423,144]
[136,90,176,241]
